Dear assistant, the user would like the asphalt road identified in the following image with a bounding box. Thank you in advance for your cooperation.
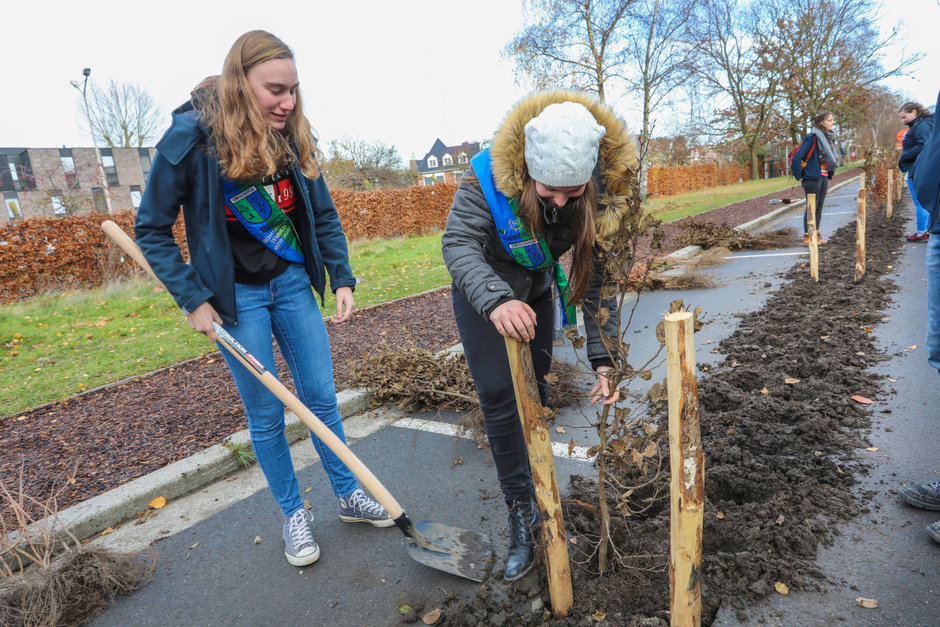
[91,180,939,626]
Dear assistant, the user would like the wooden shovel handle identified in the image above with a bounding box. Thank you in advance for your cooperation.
[100,220,405,519]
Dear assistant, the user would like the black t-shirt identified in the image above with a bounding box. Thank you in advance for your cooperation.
[224,171,304,284]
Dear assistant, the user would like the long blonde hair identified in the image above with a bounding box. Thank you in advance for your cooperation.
[195,30,320,181]
[517,166,597,305]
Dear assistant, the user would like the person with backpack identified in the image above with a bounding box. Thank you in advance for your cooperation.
[134,30,394,568]
[442,92,632,581]
[898,101,934,242]
[790,111,839,245]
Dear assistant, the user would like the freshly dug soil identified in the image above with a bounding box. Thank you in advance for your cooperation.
[0,169,860,527]
[432,194,900,625]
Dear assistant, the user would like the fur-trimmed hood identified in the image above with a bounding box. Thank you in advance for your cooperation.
[488,90,639,240]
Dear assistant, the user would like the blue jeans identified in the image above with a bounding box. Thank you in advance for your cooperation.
[452,286,554,503]
[927,235,940,374]
[908,176,930,235]
[218,264,357,516]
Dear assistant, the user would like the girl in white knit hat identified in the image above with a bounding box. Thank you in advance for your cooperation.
[442,91,638,581]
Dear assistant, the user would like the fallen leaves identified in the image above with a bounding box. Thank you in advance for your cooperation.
[851,395,873,405]
[148,496,166,509]
[856,597,878,609]
[785,378,801,385]
[774,581,789,595]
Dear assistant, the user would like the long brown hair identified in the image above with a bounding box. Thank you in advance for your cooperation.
[899,102,928,118]
[517,165,597,305]
[195,30,321,181]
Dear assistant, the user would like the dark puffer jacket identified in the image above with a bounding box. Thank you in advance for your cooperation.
[898,112,934,179]
[913,93,940,233]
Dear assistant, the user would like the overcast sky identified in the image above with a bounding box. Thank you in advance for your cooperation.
[2,0,937,163]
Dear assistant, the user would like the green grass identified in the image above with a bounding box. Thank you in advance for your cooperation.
[643,164,859,223]
[0,278,216,415]
[319,232,450,315]
[0,232,450,416]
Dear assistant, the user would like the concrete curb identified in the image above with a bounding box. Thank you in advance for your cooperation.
[656,175,861,279]
[7,387,376,550]
[11,342,465,549]
[735,174,861,233]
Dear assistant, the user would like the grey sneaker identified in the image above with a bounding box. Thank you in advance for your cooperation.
[283,508,320,566]
[899,480,940,511]
[338,488,395,527]
[928,521,940,545]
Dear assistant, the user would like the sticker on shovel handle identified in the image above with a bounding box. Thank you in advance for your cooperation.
[213,323,267,375]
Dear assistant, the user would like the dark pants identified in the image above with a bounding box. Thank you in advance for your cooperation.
[802,177,829,233]
[452,286,554,502]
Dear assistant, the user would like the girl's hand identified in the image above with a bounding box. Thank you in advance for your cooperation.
[331,286,355,324]
[489,299,537,342]
[590,366,619,405]
[186,302,224,343]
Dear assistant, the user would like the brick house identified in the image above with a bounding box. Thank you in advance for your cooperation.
[1,146,155,224]
[410,139,482,187]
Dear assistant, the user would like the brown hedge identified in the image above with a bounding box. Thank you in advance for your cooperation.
[0,184,458,304]
[647,162,752,197]
[0,211,188,305]
[331,183,457,241]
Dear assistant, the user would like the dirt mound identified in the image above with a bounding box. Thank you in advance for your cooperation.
[432,208,901,625]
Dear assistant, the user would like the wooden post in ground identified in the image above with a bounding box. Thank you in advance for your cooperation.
[806,193,819,281]
[896,170,903,202]
[887,169,894,218]
[665,311,704,627]
[504,337,572,617]
[859,172,866,190]
[855,189,866,283]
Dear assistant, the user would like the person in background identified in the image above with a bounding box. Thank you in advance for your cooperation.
[790,111,839,245]
[898,101,934,242]
[906,91,940,546]
[135,30,392,568]
[442,92,633,580]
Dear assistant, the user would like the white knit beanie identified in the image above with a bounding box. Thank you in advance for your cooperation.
[524,102,606,187]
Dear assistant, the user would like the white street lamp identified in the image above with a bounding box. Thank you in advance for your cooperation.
[70,68,112,213]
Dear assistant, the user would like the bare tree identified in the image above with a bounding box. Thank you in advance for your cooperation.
[323,137,415,190]
[766,0,915,143]
[686,0,781,179]
[503,0,637,102]
[85,80,163,148]
[625,0,698,194]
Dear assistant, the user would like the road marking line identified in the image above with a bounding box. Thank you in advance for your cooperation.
[726,251,809,259]
[392,417,596,462]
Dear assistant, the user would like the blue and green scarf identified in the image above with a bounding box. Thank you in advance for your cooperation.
[470,148,576,326]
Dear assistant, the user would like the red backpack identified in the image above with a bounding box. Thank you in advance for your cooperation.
[789,136,817,170]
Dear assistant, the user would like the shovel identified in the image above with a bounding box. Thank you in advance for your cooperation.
[101,220,493,582]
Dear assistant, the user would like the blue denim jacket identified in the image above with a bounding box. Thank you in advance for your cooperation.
[134,104,355,323]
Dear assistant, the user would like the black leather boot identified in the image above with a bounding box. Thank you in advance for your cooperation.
[504,497,538,582]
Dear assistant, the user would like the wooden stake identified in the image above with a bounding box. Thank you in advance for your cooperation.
[859,172,866,190]
[886,169,894,218]
[896,170,903,202]
[806,193,819,282]
[665,311,704,627]
[855,189,866,282]
[504,337,572,617]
